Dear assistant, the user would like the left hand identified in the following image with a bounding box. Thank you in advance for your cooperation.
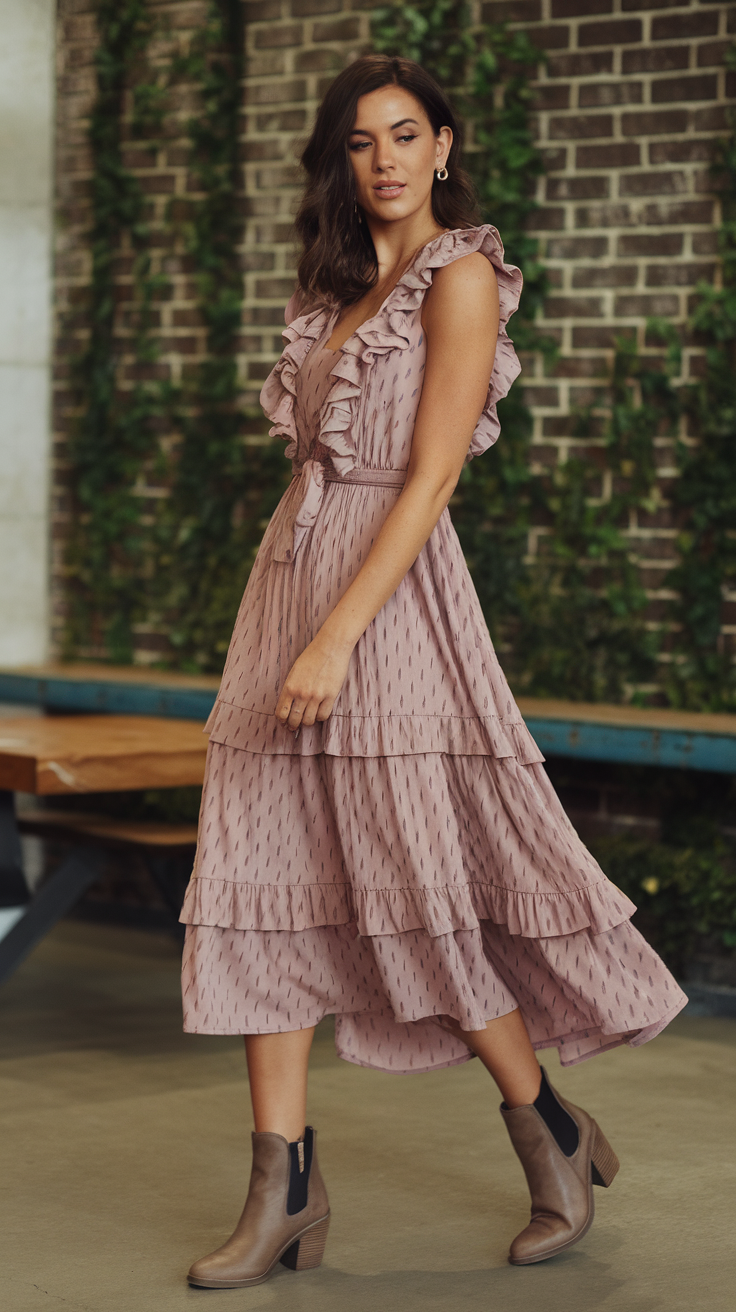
[275,634,354,732]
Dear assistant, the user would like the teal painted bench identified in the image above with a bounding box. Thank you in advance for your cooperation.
[1,664,735,773]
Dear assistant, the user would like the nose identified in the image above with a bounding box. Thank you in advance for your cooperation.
[373,138,396,173]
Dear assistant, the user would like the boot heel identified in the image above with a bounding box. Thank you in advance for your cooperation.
[591,1123,620,1188]
[281,1213,330,1271]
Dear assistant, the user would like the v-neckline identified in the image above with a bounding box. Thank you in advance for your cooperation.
[322,228,452,354]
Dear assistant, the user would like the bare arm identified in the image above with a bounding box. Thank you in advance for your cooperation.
[276,251,500,732]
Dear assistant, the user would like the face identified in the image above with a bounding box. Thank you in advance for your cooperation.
[348,85,452,227]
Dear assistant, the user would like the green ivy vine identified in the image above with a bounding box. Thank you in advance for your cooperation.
[664,100,736,712]
[66,0,166,661]
[66,0,287,671]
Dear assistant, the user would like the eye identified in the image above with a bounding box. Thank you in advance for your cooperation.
[349,140,371,152]
[397,134,418,143]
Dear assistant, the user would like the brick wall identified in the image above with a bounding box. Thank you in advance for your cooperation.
[52,0,733,669]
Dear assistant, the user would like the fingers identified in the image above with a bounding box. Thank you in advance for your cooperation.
[275,694,334,732]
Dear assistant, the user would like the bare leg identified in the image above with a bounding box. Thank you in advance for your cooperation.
[443,1008,541,1108]
[244,1028,316,1141]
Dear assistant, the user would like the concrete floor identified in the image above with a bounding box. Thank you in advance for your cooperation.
[0,922,734,1312]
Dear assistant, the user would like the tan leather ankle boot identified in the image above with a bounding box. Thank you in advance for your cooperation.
[501,1069,619,1265]
[187,1126,330,1288]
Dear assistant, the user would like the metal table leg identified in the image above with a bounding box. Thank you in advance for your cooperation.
[0,843,105,987]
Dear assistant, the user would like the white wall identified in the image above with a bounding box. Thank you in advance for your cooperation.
[0,0,55,664]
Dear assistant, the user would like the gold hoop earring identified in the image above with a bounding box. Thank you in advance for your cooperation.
[436,166,449,182]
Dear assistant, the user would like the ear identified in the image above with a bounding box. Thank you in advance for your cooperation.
[436,125,453,170]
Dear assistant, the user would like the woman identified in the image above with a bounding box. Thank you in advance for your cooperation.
[180,55,686,1287]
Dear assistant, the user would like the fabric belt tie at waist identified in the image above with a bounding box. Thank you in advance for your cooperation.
[272,459,408,563]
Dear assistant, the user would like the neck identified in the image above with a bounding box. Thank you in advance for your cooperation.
[366,206,446,280]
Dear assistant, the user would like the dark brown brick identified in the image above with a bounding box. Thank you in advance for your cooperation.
[552,356,609,378]
[291,0,341,14]
[313,17,361,40]
[522,386,561,407]
[622,110,688,135]
[572,326,636,349]
[245,79,307,106]
[619,170,687,196]
[579,19,642,45]
[542,416,578,437]
[651,11,718,40]
[540,147,568,171]
[244,1,282,19]
[622,45,688,73]
[729,6,736,35]
[697,40,732,67]
[652,74,718,103]
[522,25,570,49]
[550,0,611,14]
[615,293,680,317]
[618,232,683,256]
[579,81,643,107]
[691,231,720,255]
[649,139,715,164]
[576,142,640,168]
[572,265,638,288]
[546,236,609,260]
[256,165,301,189]
[526,207,566,230]
[575,203,634,228]
[546,176,609,200]
[533,85,571,111]
[642,200,713,225]
[549,114,613,139]
[547,51,612,78]
[254,23,303,47]
[691,105,730,132]
[481,0,542,17]
[646,262,715,287]
[242,139,285,161]
[255,277,298,298]
[295,48,344,72]
[255,109,307,131]
[544,296,605,318]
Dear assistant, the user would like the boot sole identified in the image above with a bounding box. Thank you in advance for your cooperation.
[187,1212,330,1288]
[508,1122,619,1267]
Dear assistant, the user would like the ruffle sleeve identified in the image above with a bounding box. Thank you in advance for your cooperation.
[395,224,523,459]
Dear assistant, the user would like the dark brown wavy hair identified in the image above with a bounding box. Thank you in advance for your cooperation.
[295,55,479,308]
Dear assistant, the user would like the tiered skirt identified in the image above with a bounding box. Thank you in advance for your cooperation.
[180,741,687,1074]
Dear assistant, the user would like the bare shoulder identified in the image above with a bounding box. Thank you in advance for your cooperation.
[423,250,499,335]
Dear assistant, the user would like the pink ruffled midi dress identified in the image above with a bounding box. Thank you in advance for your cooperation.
[180,225,687,1073]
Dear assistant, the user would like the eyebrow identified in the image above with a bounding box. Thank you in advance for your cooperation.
[349,118,420,135]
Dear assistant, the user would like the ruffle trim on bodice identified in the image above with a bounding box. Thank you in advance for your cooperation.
[204,699,546,763]
[180,871,637,941]
[258,224,523,473]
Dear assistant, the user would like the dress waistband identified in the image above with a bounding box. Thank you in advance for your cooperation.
[274,461,407,564]
[322,466,407,488]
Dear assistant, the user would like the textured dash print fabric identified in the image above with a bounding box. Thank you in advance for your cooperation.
[180,225,687,1072]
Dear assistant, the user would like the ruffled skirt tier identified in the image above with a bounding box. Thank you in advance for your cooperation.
[180,743,687,1072]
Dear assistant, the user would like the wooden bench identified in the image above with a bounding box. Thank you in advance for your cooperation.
[0,714,207,985]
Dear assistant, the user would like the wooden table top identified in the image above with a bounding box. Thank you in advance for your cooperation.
[0,716,208,795]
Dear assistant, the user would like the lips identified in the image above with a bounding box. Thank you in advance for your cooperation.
[373,182,406,198]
